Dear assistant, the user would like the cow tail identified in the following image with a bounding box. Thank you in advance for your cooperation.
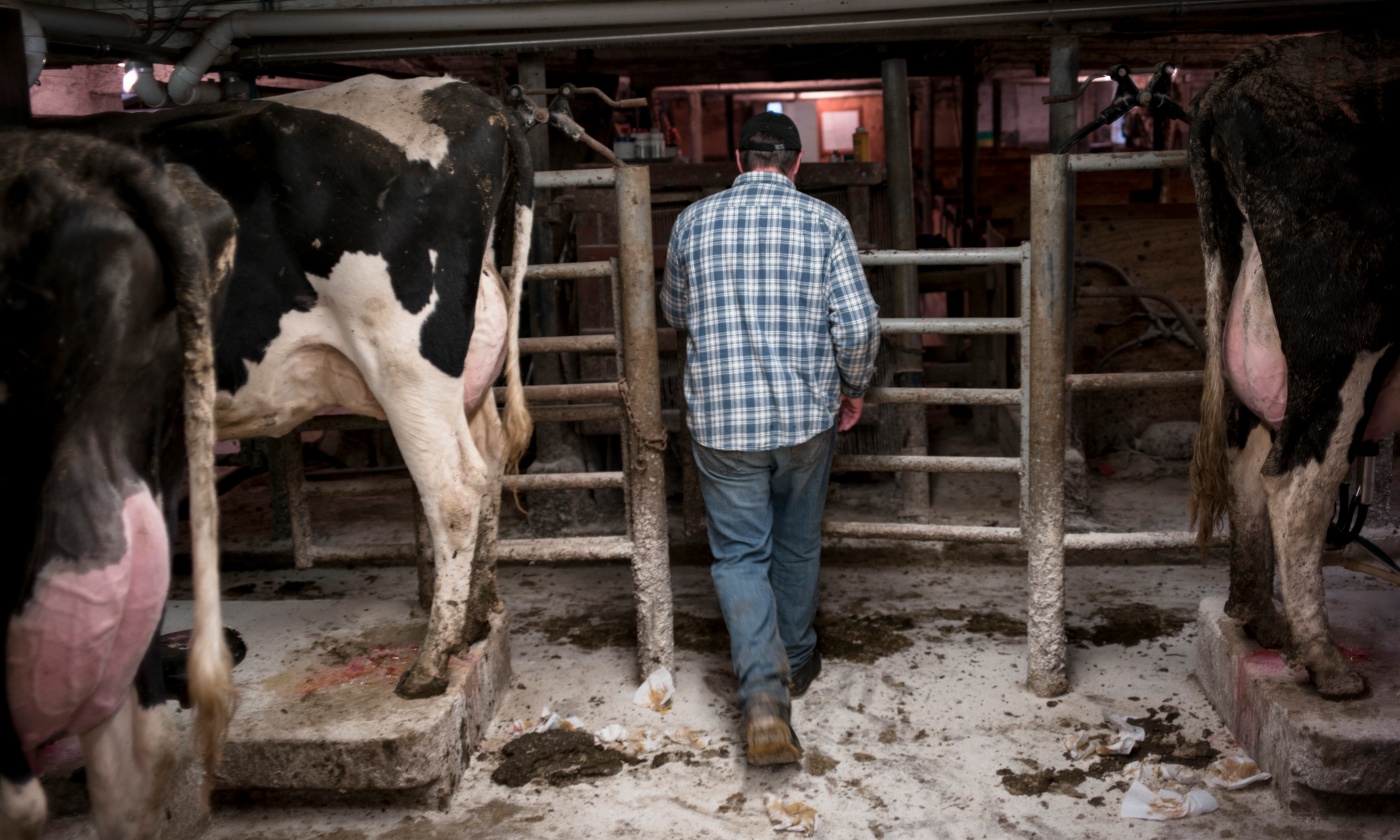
[501,113,535,469]
[1187,107,1232,550]
[138,162,236,801]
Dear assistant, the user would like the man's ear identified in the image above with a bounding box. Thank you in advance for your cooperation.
[734,149,744,173]
[790,150,803,179]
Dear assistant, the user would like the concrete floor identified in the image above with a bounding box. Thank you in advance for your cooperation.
[172,558,1398,840]
[36,422,1400,838]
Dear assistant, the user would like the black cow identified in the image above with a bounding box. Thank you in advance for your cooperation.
[0,132,235,838]
[1190,30,1400,698]
[63,74,535,698]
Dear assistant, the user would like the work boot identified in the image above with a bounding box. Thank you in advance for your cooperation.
[744,695,803,766]
[788,648,822,698]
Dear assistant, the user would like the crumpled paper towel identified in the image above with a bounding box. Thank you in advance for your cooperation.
[1066,708,1146,759]
[1203,756,1271,790]
[593,724,663,757]
[1121,779,1219,820]
[511,707,585,735]
[665,726,710,750]
[765,794,818,835]
[634,667,676,712]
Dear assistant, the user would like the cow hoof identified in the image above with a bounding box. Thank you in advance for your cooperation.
[1312,668,1368,700]
[396,668,448,699]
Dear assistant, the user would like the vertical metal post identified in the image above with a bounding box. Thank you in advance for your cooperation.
[959,70,979,244]
[0,7,31,128]
[267,433,314,569]
[1026,154,1070,697]
[883,58,930,517]
[1049,36,1081,154]
[614,164,674,679]
[687,89,705,163]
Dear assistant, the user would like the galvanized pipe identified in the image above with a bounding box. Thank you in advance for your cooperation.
[881,317,1022,336]
[1067,371,1203,391]
[497,536,635,563]
[493,382,621,402]
[823,521,1022,543]
[865,386,1021,406]
[832,454,1021,474]
[528,403,621,423]
[1064,531,1216,550]
[520,334,616,355]
[1026,153,1071,698]
[614,164,674,680]
[518,260,614,281]
[534,168,618,190]
[860,247,1024,266]
[1067,150,1188,171]
[1049,36,1081,154]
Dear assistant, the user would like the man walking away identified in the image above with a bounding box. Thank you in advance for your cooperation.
[661,111,882,766]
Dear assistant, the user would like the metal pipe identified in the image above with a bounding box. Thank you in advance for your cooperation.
[528,404,621,423]
[497,536,635,563]
[515,260,614,281]
[25,3,141,40]
[1026,154,1071,698]
[881,317,1022,336]
[614,164,674,680]
[832,454,1022,474]
[535,169,617,189]
[519,334,616,355]
[493,382,621,402]
[823,521,1022,543]
[1049,36,1081,154]
[860,247,1024,266]
[1067,150,1188,171]
[1067,370,1203,391]
[502,471,627,492]
[1063,531,1213,550]
[865,386,1021,406]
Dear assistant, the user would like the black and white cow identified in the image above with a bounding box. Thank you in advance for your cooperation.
[1190,30,1400,698]
[0,131,235,838]
[65,74,535,698]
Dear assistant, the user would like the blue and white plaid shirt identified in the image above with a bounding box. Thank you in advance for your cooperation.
[662,170,881,451]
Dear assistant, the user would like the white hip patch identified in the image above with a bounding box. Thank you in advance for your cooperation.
[272,75,457,169]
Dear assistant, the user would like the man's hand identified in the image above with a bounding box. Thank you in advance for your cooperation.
[838,396,863,431]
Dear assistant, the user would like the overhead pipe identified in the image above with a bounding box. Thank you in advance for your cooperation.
[18,5,43,85]
[230,0,1364,67]
[21,0,1367,104]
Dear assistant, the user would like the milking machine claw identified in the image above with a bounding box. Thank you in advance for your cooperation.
[1046,61,1190,155]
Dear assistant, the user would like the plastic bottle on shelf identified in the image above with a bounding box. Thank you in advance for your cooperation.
[853,126,871,162]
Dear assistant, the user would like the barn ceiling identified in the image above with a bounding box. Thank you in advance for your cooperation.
[21,0,1395,91]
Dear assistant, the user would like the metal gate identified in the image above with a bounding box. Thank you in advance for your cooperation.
[824,149,1205,697]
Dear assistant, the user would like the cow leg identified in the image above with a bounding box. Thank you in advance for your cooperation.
[390,390,490,699]
[1261,352,1385,699]
[0,715,44,840]
[79,684,178,840]
[1225,418,1289,648]
[463,396,506,646]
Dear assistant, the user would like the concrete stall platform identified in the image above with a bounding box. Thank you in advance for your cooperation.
[1195,589,1400,814]
[166,594,511,810]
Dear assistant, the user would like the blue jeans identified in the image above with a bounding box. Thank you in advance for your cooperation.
[692,426,836,710]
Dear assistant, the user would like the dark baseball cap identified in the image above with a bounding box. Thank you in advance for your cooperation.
[739,112,802,152]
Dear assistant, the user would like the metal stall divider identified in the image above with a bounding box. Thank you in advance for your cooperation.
[258,165,674,682]
[827,148,1212,698]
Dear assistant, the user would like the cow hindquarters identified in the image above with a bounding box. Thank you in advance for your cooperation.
[1225,417,1288,648]
[80,686,177,840]
[1263,350,1387,699]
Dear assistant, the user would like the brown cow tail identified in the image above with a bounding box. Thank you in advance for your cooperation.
[143,160,237,803]
[501,111,535,470]
[1186,108,1231,550]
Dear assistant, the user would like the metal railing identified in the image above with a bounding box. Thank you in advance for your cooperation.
[819,150,1205,698]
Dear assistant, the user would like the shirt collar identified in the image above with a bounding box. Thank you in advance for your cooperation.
[733,170,795,189]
